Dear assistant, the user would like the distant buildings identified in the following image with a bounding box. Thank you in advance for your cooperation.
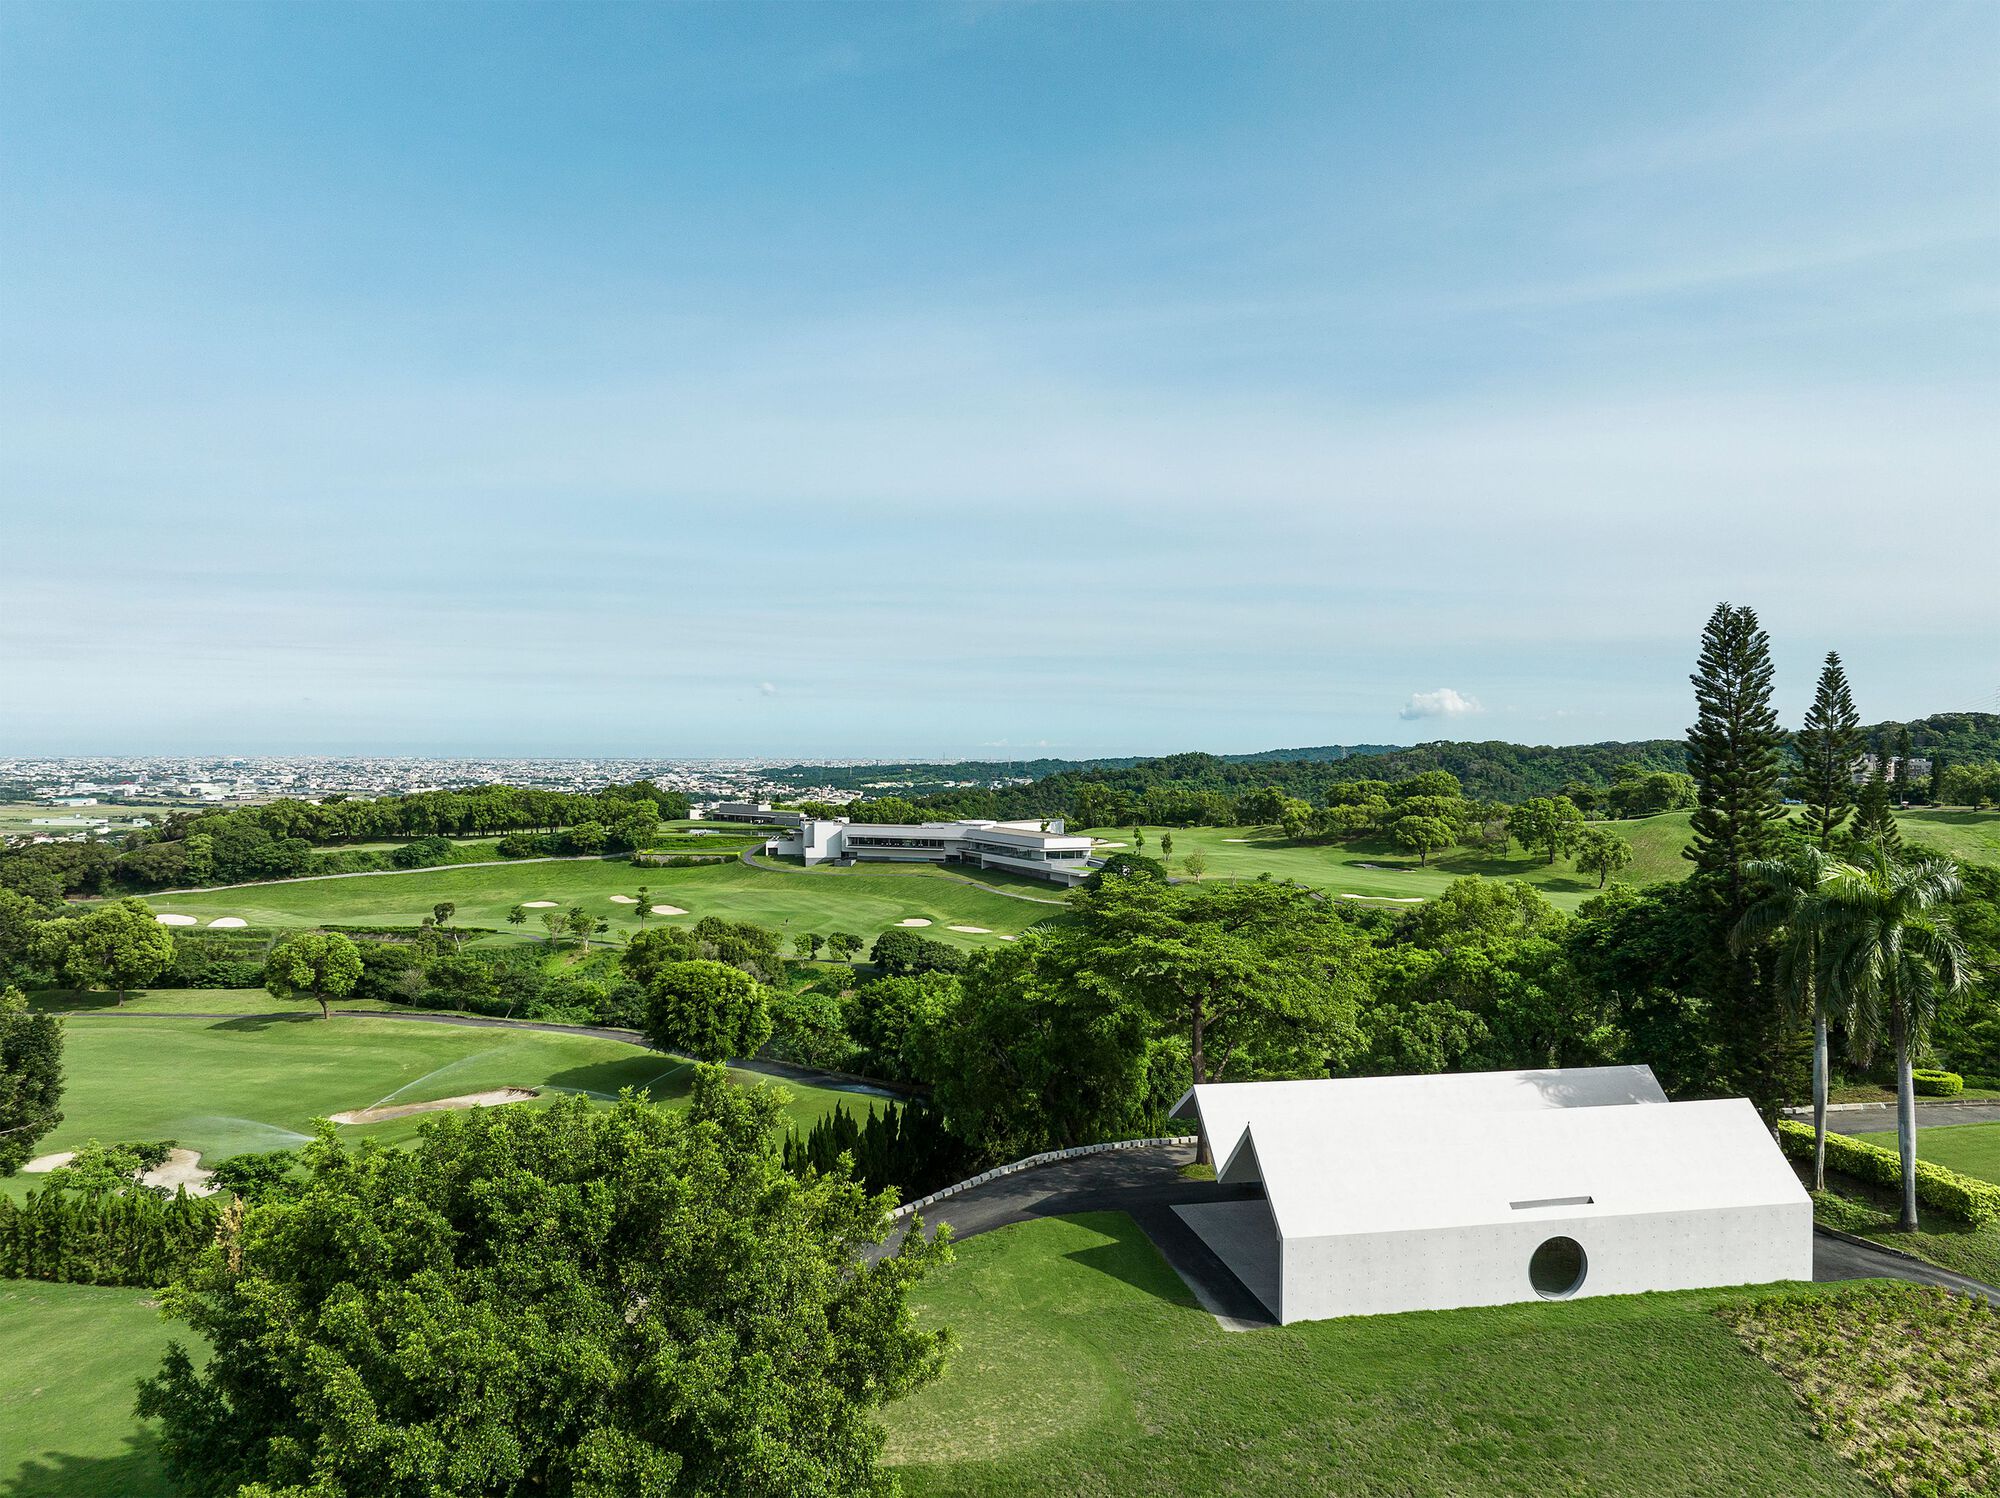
[769,816,1094,886]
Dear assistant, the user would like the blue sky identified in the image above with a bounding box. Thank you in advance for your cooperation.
[3,1,1995,758]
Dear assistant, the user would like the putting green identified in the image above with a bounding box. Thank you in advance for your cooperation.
[139,856,1057,944]
[3,1013,875,1201]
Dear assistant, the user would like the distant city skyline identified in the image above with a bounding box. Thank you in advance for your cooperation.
[4,2,1995,756]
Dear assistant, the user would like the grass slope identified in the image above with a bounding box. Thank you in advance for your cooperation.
[2,1013,866,1201]
[0,1280,180,1498]
[140,857,1052,944]
[1085,806,1999,910]
[883,1212,1869,1497]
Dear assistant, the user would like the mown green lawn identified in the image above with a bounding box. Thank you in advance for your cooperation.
[1077,822,1676,910]
[136,856,1055,945]
[2,1013,870,1201]
[1080,805,1999,911]
[1893,807,2000,867]
[0,1280,181,1498]
[1854,1119,2000,1187]
[883,1212,1870,1497]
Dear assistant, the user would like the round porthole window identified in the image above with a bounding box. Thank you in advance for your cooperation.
[1528,1236,1587,1299]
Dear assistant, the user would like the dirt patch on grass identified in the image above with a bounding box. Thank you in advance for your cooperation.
[1723,1281,2000,1496]
[331,1088,540,1126]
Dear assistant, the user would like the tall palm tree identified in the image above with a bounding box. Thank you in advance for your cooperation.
[1735,847,1847,1189]
[1820,847,1974,1230]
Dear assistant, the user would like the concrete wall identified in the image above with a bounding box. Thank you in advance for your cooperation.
[1277,1201,1814,1322]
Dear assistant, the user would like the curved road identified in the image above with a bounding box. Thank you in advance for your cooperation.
[883,1142,1997,1328]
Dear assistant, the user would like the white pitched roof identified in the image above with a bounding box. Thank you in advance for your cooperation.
[1246,1097,1804,1239]
[1171,1065,1668,1183]
[1172,1069,1803,1241]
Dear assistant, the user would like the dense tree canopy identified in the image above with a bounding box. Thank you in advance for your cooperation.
[0,985,63,1175]
[262,932,363,1019]
[31,897,175,1003]
[641,960,773,1062]
[138,1079,951,1498]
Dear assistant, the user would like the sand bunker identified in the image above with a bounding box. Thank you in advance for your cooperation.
[207,916,247,928]
[651,904,687,916]
[947,925,991,934]
[1338,893,1424,904]
[331,1088,539,1126]
[521,900,559,908]
[897,918,933,927]
[997,934,1018,941]
[25,1146,216,1197]
[1092,840,1127,849]
[608,895,637,903]
[1223,838,1256,843]
[155,914,197,926]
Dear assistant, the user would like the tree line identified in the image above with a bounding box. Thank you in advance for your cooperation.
[0,779,689,900]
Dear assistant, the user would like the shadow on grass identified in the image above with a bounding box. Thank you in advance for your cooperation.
[3,1430,170,1498]
[1060,1215,1189,1305]
[209,1013,322,1032]
[541,1056,697,1102]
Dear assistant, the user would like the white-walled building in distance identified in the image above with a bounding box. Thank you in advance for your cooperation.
[770,816,1095,886]
[1170,1065,1811,1323]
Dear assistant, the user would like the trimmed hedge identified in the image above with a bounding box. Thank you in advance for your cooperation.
[0,1187,222,1286]
[1778,1119,2000,1226]
[1913,1069,1964,1097]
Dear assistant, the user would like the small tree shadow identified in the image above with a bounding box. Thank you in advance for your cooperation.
[4,1429,166,1498]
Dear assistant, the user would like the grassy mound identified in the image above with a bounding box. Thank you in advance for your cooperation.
[883,1212,1869,1496]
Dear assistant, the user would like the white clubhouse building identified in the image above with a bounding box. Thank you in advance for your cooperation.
[770,816,1095,886]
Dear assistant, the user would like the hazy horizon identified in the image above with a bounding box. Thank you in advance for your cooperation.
[5,3,1996,757]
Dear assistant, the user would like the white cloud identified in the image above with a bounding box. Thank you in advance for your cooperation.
[1400,688,1483,721]
[757,681,778,696]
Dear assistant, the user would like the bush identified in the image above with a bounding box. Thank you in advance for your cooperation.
[1913,1068,1964,1097]
[0,1186,221,1286]
[1777,1118,2000,1225]
[1963,1074,2000,1092]
[764,985,856,1070]
[391,836,454,870]
[783,1101,974,1199]
[870,928,967,978]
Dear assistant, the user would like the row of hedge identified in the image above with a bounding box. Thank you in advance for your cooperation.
[0,1188,222,1286]
[1778,1119,2000,1226]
